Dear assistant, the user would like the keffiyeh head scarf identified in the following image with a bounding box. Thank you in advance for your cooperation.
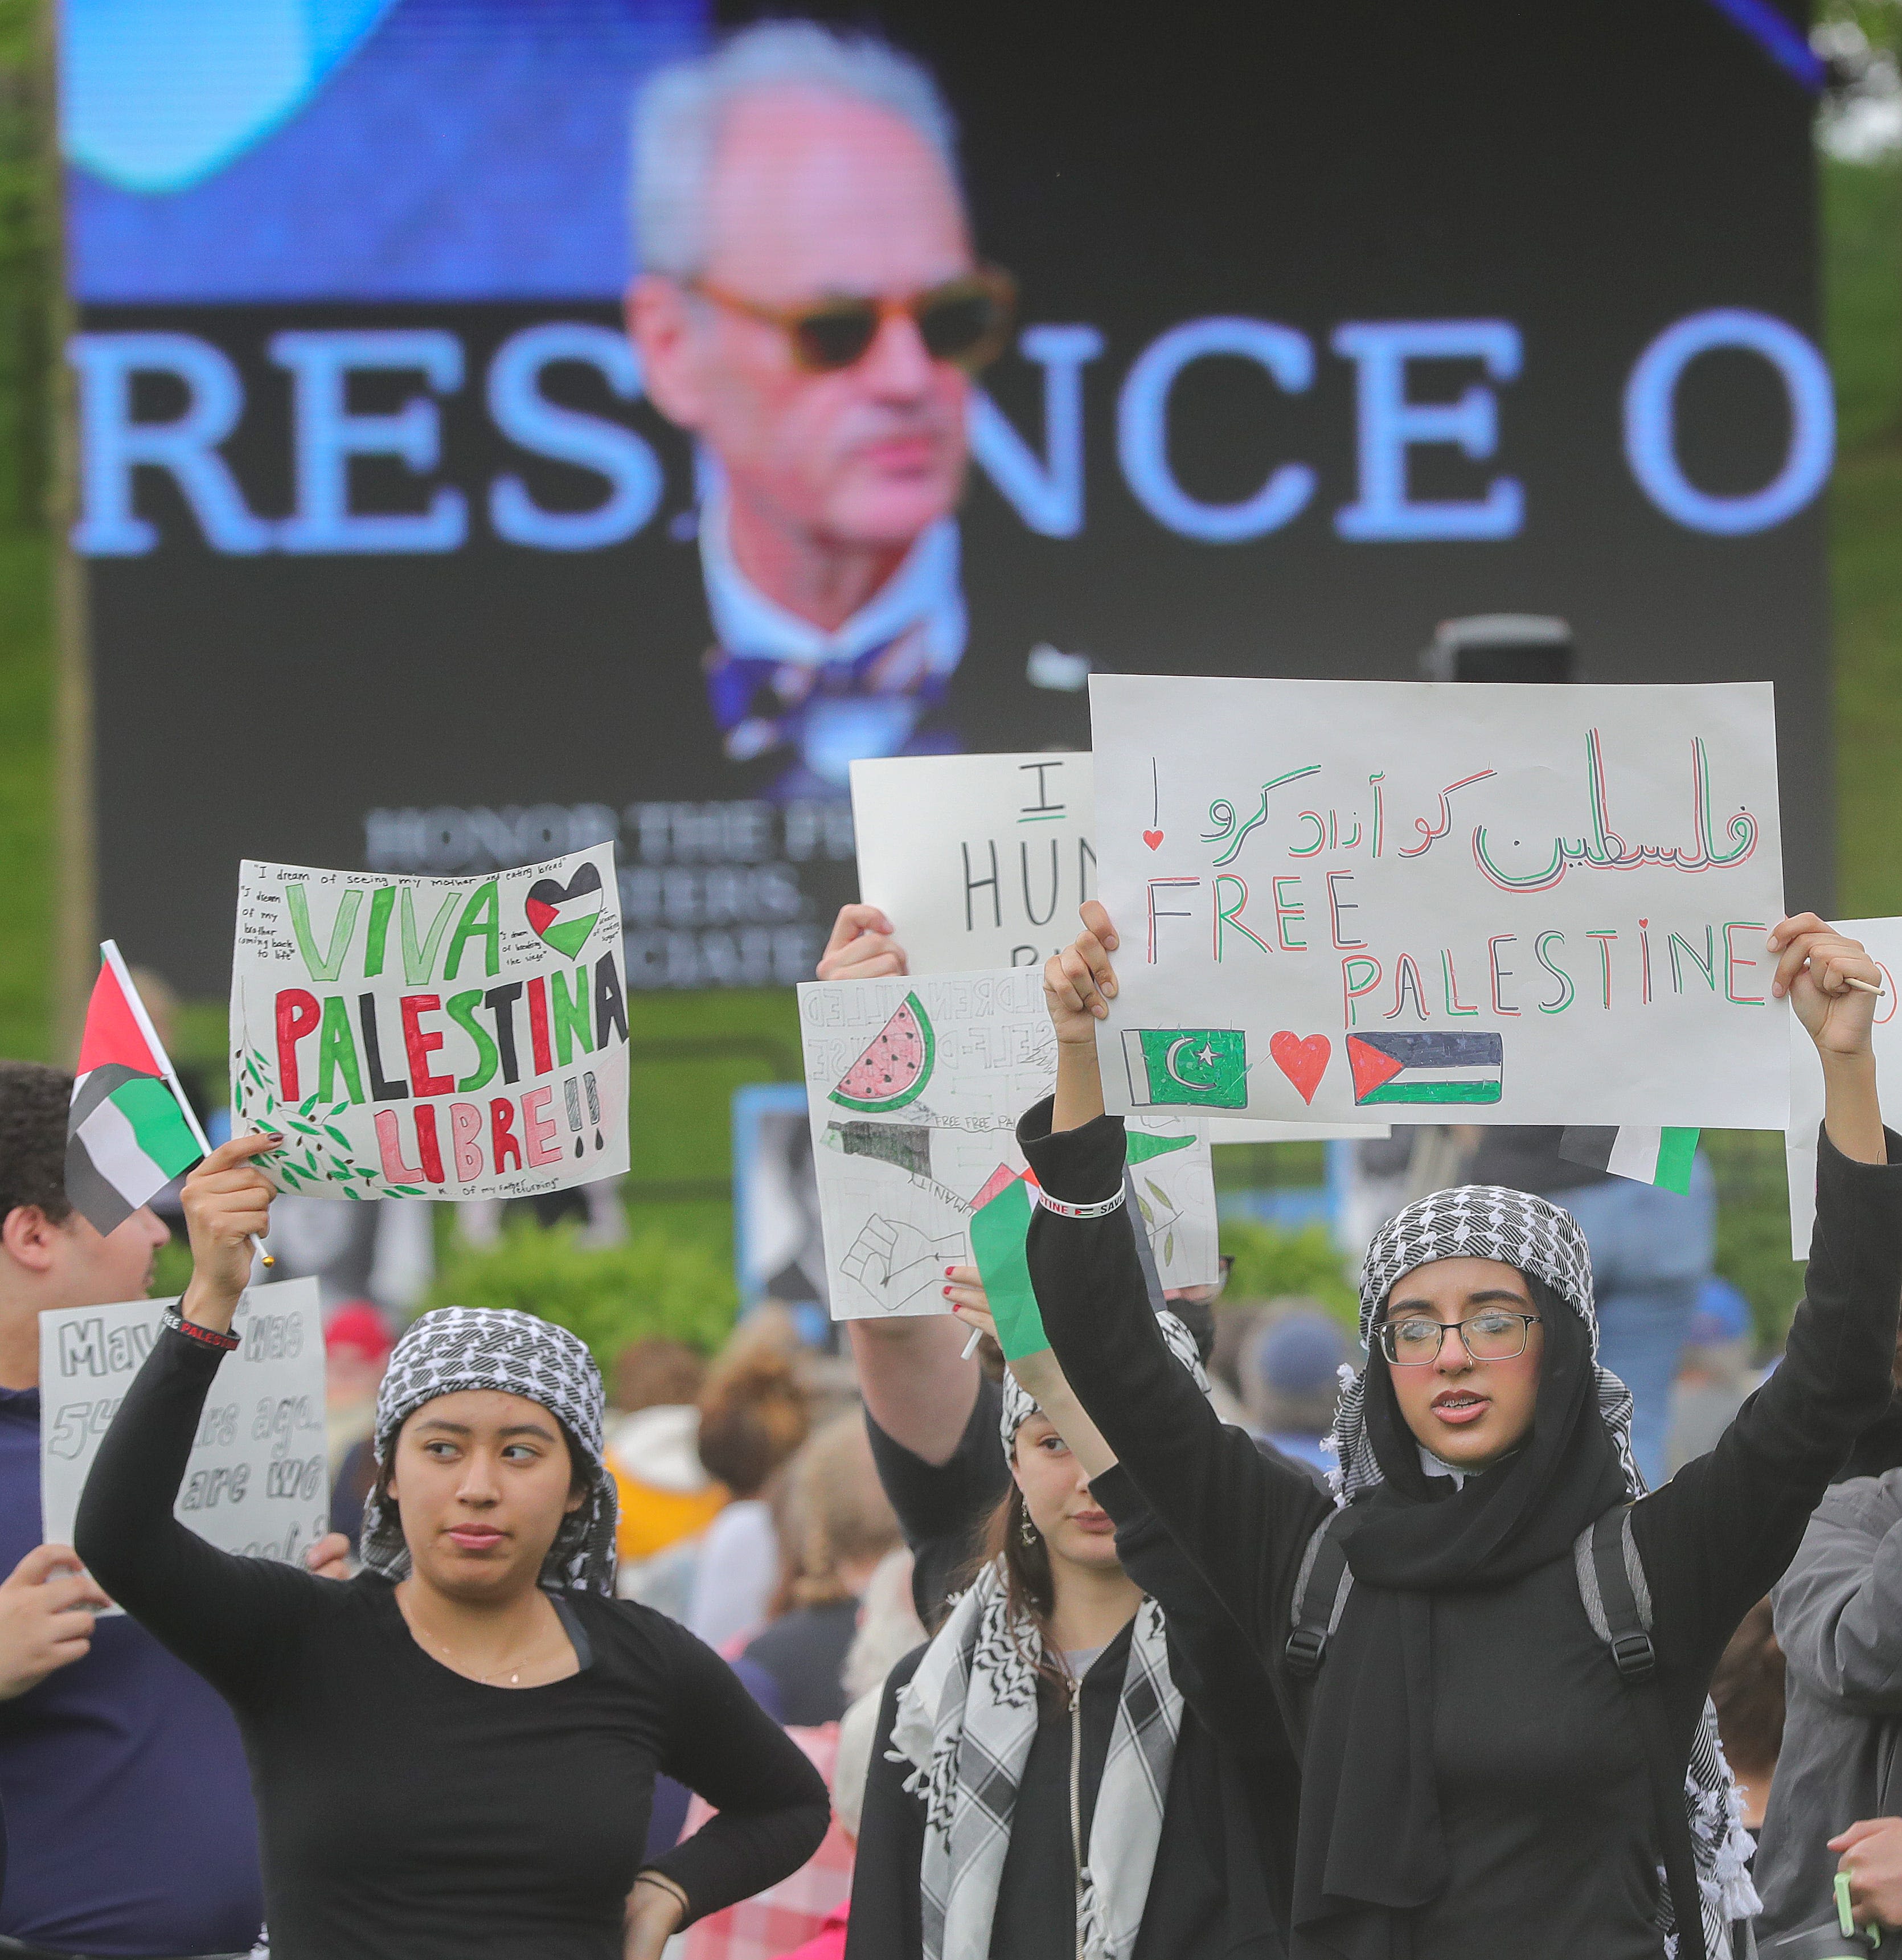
[1295,1185,1754,1960]
[359,1305,618,1596]
[891,1309,1210,1960]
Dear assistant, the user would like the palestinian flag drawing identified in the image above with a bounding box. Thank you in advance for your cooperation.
[67,943,207,1235]
[1122,1028,1248,1109]
[524,862,604,960]
[1347,1031,1504,1105]
[1559,1125,1700,1195]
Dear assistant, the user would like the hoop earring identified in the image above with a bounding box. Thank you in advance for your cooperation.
[1019,1509,1039,1548]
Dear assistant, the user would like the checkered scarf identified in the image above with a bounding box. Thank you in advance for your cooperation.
[891,1310,1208,1960]
[1330,1185,1757,1954]
[359,1305,618,1596]
[890,1572,1180,1960]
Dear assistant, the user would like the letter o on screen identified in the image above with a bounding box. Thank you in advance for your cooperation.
[1117,318,1316,541]
[1624,309,1834,535]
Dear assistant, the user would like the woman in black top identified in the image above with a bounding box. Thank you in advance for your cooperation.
[848,1309,1297,1960]
[1014,905,1902,1960]
[75,1136,829,1960]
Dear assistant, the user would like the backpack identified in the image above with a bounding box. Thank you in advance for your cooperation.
[1284,1502,1725,1960]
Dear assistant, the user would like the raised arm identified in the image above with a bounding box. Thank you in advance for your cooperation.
[1015,905,1333,1660]
[1772,1480,1902,1715]
[1638,916,1902,1662]
[73,1134,321,1704]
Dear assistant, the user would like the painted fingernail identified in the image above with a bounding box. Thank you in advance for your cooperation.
[942,1286,953,1297]
[945,1266,955,1277]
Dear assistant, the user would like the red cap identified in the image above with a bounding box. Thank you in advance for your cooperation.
[325,1300,393,1365]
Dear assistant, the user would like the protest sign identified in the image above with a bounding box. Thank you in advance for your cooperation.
[852,751,1387,1145]
[851,751,1096,974]
[41,1278,328,1581]
[231,847,629,1201]
[1091,676,1788,1128]
[800,966,1218,1319]
[1785,916,1902,1257]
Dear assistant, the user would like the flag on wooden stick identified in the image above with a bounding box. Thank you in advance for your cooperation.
[66,942,208,1235]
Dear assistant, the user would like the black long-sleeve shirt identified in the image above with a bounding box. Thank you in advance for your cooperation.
[74,1326,830,1960]
[1024,1104,1902,1960]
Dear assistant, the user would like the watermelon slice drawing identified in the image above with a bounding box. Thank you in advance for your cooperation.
[829,993,936,1113]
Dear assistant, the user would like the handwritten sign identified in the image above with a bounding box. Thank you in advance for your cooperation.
[1786,915,1902,1257]
[851,752,1095,973]
[800,966,1218,1319]
[1091,676,1788,1127]
[231,847,629,1200]
[41,1278,328,1580]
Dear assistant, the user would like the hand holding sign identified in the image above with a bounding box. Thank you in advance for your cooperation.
[1770,912,1884,1055]
[817,904,908,982]
[1043,901,1120,1041]
[0,1544,111,1700]
[181,1134,281,1334]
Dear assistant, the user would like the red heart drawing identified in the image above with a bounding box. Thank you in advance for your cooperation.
[1142,830,1164,851]
[1269,1031,1330,1105]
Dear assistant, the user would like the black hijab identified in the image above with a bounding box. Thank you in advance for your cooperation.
[1289,1276,1630,1959]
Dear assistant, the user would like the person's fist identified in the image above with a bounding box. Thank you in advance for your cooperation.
[181,1132,280,1323]
[1768,913,1882,1060]
[1043,901,1120,1046]
[0,1544,112,1699]
[817,904,907,982]
[305,1532,354,1582]
[1831,1814,1902,1925]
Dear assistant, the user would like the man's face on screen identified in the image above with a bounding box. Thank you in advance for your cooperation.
[639,88,974,558]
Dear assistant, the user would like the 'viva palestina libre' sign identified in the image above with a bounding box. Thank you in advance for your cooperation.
[68,307,1830,557]
[1092,676,1789,1130]
[229,846,630,1200]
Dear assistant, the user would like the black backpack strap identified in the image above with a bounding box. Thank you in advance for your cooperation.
[1285,1508,1355,1679]
[1576,1504,1708,1960]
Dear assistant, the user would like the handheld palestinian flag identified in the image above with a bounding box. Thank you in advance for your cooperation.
[66,943,207,1235]
[1559,1125,1700,1195]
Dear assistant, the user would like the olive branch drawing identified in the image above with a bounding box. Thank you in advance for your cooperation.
[233,1043,421,1199]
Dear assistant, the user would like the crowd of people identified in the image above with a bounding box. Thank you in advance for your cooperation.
[0,895,1892,1960]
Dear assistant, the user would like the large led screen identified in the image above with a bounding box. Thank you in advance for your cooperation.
[62,0,1833,994]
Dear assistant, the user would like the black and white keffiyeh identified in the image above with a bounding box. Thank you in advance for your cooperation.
[1329,1185,1757,1955]
[359,1305,618,1596]
[892,1308,1209,1960]
[891,1571,1180,1960]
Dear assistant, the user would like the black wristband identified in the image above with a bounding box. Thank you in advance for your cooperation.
[162,1308,240,1353]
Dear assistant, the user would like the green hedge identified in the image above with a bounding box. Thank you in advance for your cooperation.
[424,1223,739,1379]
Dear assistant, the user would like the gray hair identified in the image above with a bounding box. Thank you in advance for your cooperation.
[630,21,962,278]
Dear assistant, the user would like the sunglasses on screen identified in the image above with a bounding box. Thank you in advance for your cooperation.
[688,266,1016,374]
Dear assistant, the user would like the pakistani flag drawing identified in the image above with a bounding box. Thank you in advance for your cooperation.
[1122,1028,1248,1108]
[67,944,206,1235]
[1347,1031,1504,1105]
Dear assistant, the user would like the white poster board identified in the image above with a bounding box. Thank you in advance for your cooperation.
[1091,676,1789,1128]
[852,751,1386,1145]
[230,846,629,1200]
[1786,916,1902,1257]
[851,751,1095,973]
[41,1278,329,1580]
[800,966,1218,1318]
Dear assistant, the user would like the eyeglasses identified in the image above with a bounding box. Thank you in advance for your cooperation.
[688,266,1016,375]
[1377,1309,1542,1366]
